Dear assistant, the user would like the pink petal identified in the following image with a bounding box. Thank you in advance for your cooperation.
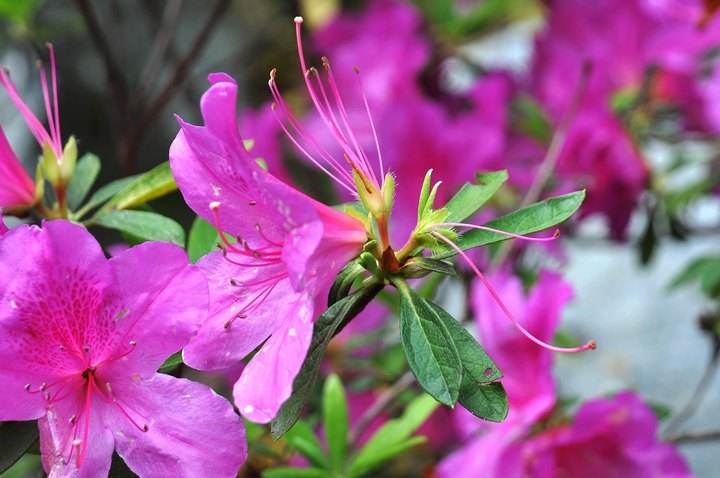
[233,298,314,423]
[239,103,290,182]
[101,242,208,378]
[0,221,112,419]
[183,251,297,371]
[39,388,114,478]
[0,126,35,208]
[0,215,7,235]
[107,373,246,478]
[437,425,521,478]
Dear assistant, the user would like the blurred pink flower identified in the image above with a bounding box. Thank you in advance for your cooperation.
[0,220,246,478]
[496,392,693,478]
[0,126,35,209]
[313,0,429,107]
[170,73,366,423]
[555,106,649,239]
[533,0,720,131]
[438,270,574,478]
[473,270,573,424]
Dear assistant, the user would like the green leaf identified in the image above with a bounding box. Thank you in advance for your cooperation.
[444,170,508,223]
[400,257,456,279]
[102,162,177,212]
[456,382,508,423]
[0,421,38,474]
[395,281,462,406]
[669,255,720,298]
[449,190,585,253]
[348,394,438,477]
[94,210,186,246]
[271,284,384,438]
[428,301,507,422]
[262,467,329,478]
[284,421,328,469]
[187,217,220,263]
[75,175,139,218]
[328,261,366,306]
[417,169,435,223]
[0,0,38,22]
[158,352,183,372]
[429,302,500,383]
[67,153,101,210]
[512,96,552,143]
[323,374,349,472]
[348,437,426,478]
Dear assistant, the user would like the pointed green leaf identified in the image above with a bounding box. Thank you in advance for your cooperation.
[444,170,508,223]
[348,436,426,478]
[512,95,552,143]
[187,216,220,263]
[158,351,183,372]
[284,421,328,469]
[447,190,585,253]
[271,284,384,438]
[417,170,434,223]
[400,257,456,279]
[669,255,720,298]
[328,261,366,306]
[262,467,329,478]
[323,374,349,471]
[94,210,185,246]
[429,302,501,383]
[456,381,508,422]
[427,301,507,421]
[396,281,462,405]
[67,153,101,210]
[0,421,38,474]
[74,175,139,218]
[348,394,438,477]
[102,162,177,211]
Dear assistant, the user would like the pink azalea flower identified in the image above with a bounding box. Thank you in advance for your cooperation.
[496,392,693,478]
[0,220,246,478]
[170,72,367,423]
[0,125,35,209]
[269,16,592,359]
[438,271,574,478]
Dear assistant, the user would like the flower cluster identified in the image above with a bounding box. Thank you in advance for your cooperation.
[1,0,714,476]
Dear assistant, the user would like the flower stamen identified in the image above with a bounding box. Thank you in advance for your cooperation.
[431,231,596,353]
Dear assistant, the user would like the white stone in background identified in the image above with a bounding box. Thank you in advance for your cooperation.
[556,236,720,477]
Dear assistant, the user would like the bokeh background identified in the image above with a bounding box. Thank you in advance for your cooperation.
[1,0,719,476]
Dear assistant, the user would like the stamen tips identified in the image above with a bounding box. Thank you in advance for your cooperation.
[209,201,221,210]
[294,16,304,24]
[587,340,597,350]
